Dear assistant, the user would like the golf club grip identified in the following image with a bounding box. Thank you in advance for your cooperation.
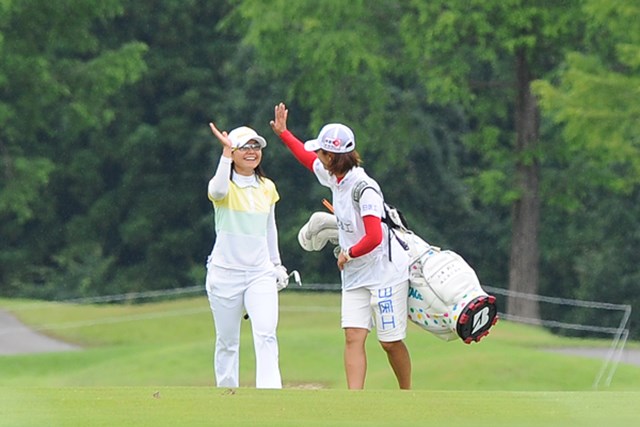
[322,198,334,213]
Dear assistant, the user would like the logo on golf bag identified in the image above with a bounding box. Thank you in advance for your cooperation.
[472,306,490,334]
[408,286,423,301]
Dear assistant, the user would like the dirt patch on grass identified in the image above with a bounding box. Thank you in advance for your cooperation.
[286,382,328,390]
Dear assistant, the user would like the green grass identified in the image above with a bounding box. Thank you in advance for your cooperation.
[1,292,639,426]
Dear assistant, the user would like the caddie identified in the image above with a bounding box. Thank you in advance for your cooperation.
[271,102,412,390]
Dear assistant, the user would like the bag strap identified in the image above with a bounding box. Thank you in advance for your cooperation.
[352,180,377,204]
[351,180,408,260]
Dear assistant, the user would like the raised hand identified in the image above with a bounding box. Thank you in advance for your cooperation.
[209,122,233,151]
[269,103,288,135]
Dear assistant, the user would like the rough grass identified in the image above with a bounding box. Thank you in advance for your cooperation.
[1,292,640,425]
[1,292,639,390]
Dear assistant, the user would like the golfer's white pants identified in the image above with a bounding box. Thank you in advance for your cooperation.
[206,266,282,389]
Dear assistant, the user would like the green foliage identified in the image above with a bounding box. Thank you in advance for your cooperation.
[531,0,640,323]
[534,1,640,160]
[232,0,395,135]
[0,156,54,223]
[63,42,148,128]
[539,186,640,336]
[0,0,147,296]
[231,0,487,269]
[0,0,638,340]
[533,47,640,194]
[399,0,585,194]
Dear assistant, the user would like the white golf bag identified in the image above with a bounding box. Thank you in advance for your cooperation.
[395,229,497,342]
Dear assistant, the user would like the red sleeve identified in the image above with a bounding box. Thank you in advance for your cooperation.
[279,130,317,172]
[349,215,383,258]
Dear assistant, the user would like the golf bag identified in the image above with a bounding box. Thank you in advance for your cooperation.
[393,228,498,343]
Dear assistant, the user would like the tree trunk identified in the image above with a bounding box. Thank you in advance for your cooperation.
[507,49,541,322]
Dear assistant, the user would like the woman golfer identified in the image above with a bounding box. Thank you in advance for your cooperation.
[205,123,287,389]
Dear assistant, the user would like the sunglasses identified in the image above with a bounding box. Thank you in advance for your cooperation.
[236,142,262,152]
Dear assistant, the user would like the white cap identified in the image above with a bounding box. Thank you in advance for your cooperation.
[304,123,355,153]
[227,126,267,149]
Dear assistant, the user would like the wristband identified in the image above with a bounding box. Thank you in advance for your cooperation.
[342,248,353,262]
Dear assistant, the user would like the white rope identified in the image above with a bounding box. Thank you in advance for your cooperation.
[6,286,205,310]
[0,302,339,337]
[497,313,625,335]
[483,285,632,390]
[484,285,631,311]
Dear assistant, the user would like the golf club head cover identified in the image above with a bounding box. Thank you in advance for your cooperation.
[298,211,339,252]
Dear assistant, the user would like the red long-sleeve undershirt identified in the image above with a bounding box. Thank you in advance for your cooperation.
[277,130,382,258]
[350,215,382,257]
[278,130,316,171]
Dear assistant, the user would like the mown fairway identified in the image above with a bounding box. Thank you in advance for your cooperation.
[2,387,639,427]
[1,292,639,426]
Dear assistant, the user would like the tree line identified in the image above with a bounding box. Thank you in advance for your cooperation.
[1,0,638,338]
